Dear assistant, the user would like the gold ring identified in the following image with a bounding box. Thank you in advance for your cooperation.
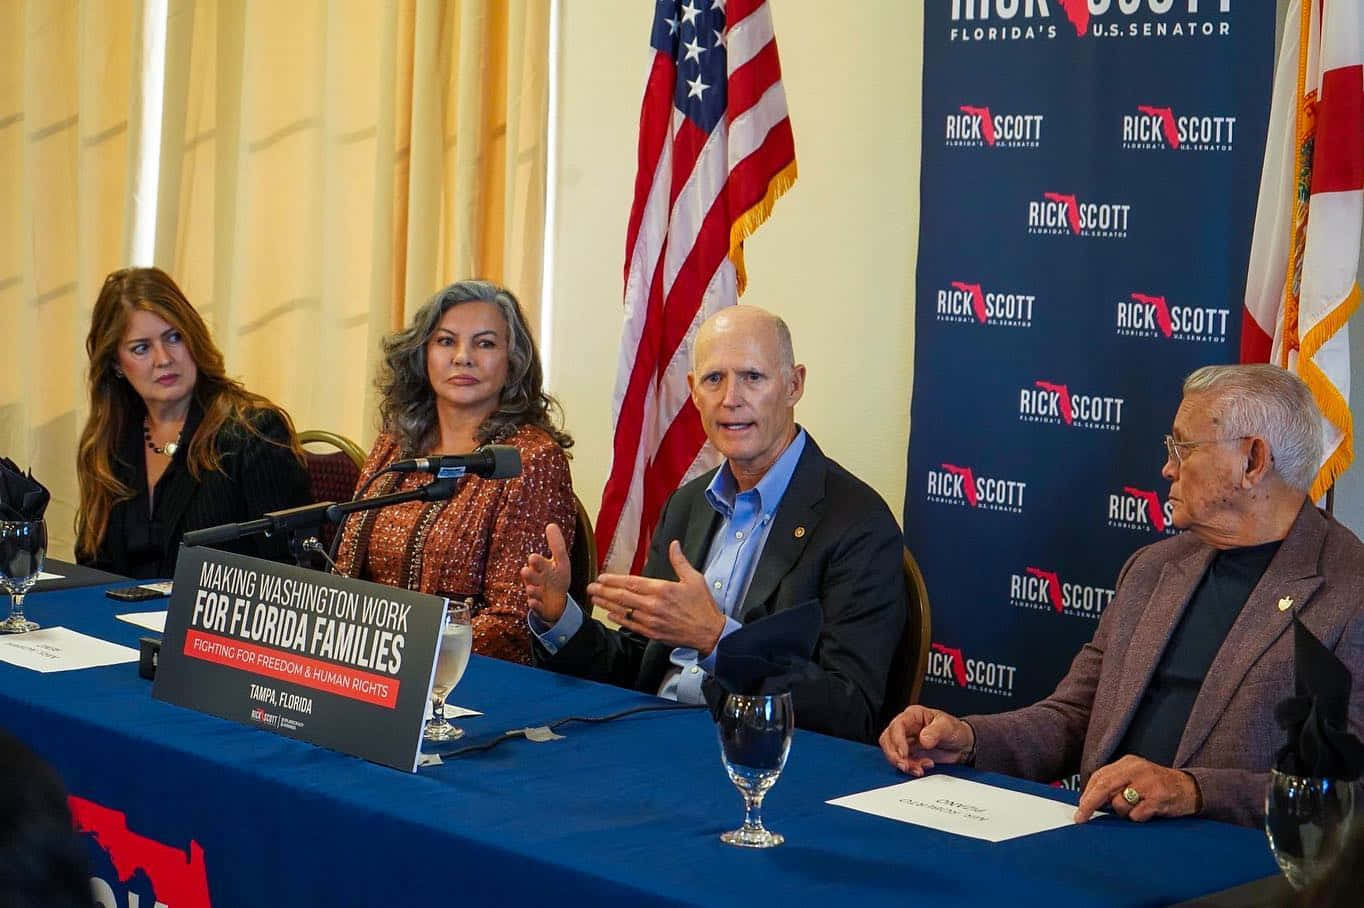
[625,608,635,622]
[1122,786,1141,805]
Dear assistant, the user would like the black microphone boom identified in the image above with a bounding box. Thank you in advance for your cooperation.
[181,476,463,549]
[179,446,518,559]
[387,444,521,479]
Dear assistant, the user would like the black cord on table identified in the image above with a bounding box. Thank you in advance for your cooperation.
[427,702,707,760]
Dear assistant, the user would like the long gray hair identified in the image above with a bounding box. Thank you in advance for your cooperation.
[376,280,573,454]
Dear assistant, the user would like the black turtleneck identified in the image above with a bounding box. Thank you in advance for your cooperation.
[1115,539,1283,767]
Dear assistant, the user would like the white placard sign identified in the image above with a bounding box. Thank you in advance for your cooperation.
[828,775,1083,843]
[0,627,139,673]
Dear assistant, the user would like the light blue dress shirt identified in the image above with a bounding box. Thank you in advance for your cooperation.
[530,430,807,704]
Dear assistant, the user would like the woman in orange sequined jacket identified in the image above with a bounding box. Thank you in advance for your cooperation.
[334,281,576,665]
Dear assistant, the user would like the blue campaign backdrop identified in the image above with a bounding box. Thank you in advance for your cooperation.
[906,3,1275,719]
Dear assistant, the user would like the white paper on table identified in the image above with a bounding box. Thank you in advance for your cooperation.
[115,611,167,633]
[0,627,139,673]
[827,775,1081,843]
[35,571,65,582]
[422,702,483,721]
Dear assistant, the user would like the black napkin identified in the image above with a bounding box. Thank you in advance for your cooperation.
[1274,615,1364,780]
[0,458,50,522]
[701,599,823,721]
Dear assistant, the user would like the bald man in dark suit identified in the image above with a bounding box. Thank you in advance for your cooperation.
[522,306,906,742]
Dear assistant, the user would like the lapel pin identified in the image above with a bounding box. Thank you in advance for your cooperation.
[1277,596,1294,612]
[793,526,806,539]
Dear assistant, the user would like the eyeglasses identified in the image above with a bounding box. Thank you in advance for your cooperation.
[1162,434,1252,464]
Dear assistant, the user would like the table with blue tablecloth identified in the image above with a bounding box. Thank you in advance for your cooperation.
[1,581,1280,907]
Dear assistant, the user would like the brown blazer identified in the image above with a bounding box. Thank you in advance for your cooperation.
[967,500,1364,826]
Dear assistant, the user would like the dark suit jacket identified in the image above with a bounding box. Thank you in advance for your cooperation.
[535,434,907,742]
[968,500,1364,826]
[80,404,310,579]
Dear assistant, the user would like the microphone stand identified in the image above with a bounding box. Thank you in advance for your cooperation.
[181,477,460,569]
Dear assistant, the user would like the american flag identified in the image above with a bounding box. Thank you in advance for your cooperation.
[595,0,796,574]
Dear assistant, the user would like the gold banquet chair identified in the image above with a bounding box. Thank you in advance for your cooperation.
[568,494,598,615]
[297,430,367,551]
[881,547,933,721]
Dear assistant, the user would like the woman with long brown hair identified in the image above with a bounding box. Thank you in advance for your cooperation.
[75,267,309,578]
[334,280,576,665]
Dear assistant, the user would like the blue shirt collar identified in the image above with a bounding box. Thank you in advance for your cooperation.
[704,427,807,519]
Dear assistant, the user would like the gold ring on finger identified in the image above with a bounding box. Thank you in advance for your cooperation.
[1122,786,1141,806]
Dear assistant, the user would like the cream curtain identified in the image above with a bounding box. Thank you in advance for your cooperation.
[1,0,548,559]
[0,0,143,558]
[155,0,550,454]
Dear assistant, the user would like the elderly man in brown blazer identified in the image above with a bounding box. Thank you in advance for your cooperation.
[881,364,1364,827]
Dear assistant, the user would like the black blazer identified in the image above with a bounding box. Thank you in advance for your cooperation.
[536,434,907,742]
[80,404,310,579]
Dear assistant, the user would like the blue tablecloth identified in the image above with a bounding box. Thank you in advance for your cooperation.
[3,583,1278,907]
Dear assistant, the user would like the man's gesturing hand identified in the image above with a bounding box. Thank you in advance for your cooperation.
[588,540,727,655]
[521,522,572,624]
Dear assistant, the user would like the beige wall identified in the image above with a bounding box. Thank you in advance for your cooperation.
[548,0,922,528]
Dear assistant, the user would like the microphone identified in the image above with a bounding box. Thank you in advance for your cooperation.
[183,522,256,547]
[183,477,466,550]
[386,445,521,480]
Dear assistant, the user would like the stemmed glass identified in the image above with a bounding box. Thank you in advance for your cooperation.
[0,519,46,634]
[716,691,794,848]
[1265,769,1362,889]
[424,599,473,742]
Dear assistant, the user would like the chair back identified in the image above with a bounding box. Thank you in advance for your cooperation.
[568,494,598,611]
[881,547,933,722]
[298,430,366,551]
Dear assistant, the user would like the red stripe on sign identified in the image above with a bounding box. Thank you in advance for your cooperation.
[1310,65,1364,195]
[183,629,401,708]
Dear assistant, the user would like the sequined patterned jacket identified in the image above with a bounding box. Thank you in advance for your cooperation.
[334,424,576,665]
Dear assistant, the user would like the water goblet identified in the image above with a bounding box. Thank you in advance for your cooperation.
[1265,769,1362,889]
[424,599,473,742]
[0,519,46,634]
[716,690,794,848]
